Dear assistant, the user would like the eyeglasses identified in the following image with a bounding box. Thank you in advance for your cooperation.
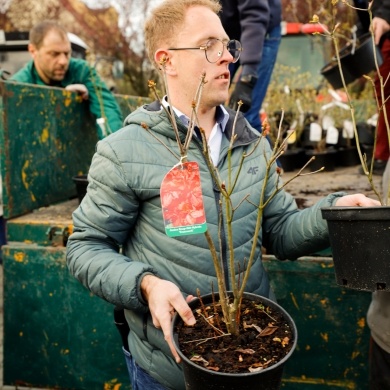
[168,39,242,63]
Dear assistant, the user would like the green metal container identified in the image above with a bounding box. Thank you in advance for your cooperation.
[3,237,130,389]
[264,256,371,389]
[0,82,152,389]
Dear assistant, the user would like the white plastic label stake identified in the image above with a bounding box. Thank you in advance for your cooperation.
[326,126,339,145]
[309,122,323,142]
[96,117,107,138]
[322,115,335,130]
[343,120,355,139]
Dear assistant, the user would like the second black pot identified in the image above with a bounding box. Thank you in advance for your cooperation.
[322,206,390,291]
[278,148,305,172]
[336,146,360,167]
[321,33,383,89]
[305,149,337,172]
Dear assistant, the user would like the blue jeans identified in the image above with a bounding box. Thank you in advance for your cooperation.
[123,348,167,390]
[244,24,282,132]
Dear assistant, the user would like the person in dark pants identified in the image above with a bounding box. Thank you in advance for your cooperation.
[220,0,282,169]
[221,0,282,132]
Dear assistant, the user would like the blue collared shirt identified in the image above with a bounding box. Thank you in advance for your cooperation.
[162,97,229,165]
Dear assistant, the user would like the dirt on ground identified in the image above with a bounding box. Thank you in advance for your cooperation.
[281,165,382,208]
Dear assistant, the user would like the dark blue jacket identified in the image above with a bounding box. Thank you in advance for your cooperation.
[219,0,282,66]
[372,0,390,42]
[372,0,390,23]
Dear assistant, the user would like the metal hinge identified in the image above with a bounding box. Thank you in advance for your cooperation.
[47,226,70,247]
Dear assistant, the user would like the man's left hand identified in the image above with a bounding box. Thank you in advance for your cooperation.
[335,194,381,207]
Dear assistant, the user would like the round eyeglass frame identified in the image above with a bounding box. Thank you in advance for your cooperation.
[168,39,242,63]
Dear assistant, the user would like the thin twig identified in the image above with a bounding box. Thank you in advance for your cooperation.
[181,333,232,346]
[198,312,226,336]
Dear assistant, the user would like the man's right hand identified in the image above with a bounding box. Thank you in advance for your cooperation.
[141,274,196,363]
[65,84,89,100]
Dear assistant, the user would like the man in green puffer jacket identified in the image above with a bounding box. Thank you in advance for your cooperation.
[9,20,123,139]
[66,1,381,389]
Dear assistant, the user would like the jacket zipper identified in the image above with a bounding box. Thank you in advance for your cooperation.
[178,119,258,291]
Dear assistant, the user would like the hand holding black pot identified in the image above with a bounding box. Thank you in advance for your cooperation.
[323,193,386,292]
[141,274,196,363]
[334,193,381,207]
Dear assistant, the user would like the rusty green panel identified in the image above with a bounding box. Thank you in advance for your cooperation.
[3,242,131,389]
[115,94,150,120]
[0,81,98,219]
[263,256,371,389]
[6,198,77,246]
[0,82,150,220]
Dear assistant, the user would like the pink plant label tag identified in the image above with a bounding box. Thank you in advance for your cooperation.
[160,161,207,237]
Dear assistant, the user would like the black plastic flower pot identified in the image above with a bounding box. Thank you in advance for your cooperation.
[172,292,297,390]
[278,149,304,172]
[356,122,375,146]
[72,174,88,204]
[305,149,337,172]
[336,146,360,167]
[321,206,390,292]
[321,33,383,89]
[344,33,383,78]
[320,60,356,90]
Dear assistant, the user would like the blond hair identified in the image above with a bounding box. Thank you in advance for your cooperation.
[144,0,221,68]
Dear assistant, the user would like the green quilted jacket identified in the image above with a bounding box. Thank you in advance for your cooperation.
[67,101,344,389]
